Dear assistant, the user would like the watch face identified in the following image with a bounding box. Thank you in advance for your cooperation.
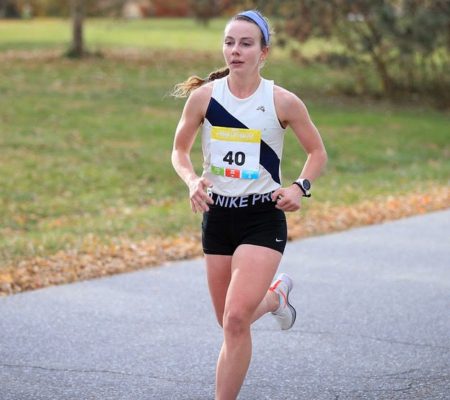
[302,179,311,190]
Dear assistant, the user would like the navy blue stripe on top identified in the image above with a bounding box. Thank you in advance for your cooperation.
[205,97,281,184]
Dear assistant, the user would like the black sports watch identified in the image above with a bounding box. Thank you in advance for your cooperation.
[292,179,311,197]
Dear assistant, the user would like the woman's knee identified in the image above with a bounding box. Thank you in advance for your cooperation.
[223,309,251,337]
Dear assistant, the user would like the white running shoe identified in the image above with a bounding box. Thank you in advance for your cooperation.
[270,273,296,330]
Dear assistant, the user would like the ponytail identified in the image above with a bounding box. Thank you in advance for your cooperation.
[171,66,230,98]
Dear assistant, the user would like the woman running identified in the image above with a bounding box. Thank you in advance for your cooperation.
[171,10,327,400]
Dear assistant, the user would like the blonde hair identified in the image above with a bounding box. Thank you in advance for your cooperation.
[170,66,230,98]
[171,12,272,98]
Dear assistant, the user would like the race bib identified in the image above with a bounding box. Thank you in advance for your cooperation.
[210,126,261,179]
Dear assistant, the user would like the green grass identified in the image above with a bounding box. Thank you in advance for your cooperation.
[0,18,226,52]
[0,18,449,266]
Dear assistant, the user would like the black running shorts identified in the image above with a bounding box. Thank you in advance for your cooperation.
[202,192,287,255]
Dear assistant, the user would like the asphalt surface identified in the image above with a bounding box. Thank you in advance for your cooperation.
[1,210,449,400]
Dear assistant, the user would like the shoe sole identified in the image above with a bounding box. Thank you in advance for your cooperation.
[284,291,296,330]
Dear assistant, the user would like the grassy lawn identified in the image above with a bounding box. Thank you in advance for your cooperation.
[0,17,339,56]
[0,18,221,51]
[0,18,449,268]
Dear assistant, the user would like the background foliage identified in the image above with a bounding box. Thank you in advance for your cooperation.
[2,1,449,107]
[236,0,450,108]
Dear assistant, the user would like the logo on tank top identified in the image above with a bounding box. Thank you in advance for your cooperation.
[256,105,266,112]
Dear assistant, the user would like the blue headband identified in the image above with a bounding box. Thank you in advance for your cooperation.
[238,10,270,46]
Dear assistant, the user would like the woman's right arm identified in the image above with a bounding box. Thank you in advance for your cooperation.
[171,85,214,213]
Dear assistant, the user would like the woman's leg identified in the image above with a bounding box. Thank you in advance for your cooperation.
[205,254,233,327]
[205,254,279,328]
[215,244,282,400]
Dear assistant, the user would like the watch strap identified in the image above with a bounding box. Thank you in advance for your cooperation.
[292,181,311,197]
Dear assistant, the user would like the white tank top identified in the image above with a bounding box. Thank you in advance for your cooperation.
[201,77,286,196]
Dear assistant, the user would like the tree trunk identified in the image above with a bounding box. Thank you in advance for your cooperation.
[0,0,5,18]
[370,50,395,95]
[68,0,84,57]
[364,18,396,96]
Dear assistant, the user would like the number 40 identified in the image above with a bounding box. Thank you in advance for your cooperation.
[223,151,246,166]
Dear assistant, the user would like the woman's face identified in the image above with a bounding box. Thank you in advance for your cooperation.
[223,20,268,75]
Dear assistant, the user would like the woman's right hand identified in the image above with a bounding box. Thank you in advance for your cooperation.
[188,177,214,213]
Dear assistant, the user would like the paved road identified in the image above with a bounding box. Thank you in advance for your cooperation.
[1,210,449,400]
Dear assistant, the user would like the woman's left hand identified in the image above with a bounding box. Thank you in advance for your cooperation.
[271,185,303,212]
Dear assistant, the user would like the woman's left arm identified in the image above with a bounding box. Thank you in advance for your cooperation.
[272,87,328,212]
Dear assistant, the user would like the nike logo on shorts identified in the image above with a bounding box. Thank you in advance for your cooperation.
[275,238,284,242]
